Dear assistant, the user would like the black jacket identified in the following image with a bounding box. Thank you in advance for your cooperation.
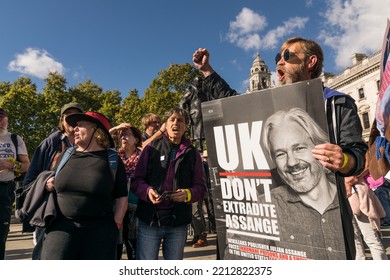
[200,72,238,101]
[134,136,202,227]
[324,88,368,259]
[17,170,57,227]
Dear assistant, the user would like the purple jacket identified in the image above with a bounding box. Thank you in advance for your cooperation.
[131,134,205,210]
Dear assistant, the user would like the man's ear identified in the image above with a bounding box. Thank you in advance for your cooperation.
[307,55,318,71]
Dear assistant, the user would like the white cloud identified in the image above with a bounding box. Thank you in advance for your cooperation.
[235,33,262,51]
[227,7,308,51]
[305,0,313,7]
[8,48,64,79]
[318,0,390,69]
[230,59,242,71]
[228,7,267,36]
[262,17,309,49]
[72,65,85,81]
[241,79,249,92]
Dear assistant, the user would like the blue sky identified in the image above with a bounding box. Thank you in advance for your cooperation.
[0,0,389,98]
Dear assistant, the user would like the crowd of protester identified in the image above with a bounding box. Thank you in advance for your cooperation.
[2,36,390,260]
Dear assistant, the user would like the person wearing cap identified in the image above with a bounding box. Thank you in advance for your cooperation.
[0,108,30,259]
[41,112,128,260]
[131,107,206,260]
[22,102,83,260]
[24,102,84,186]
[109,123,143,260]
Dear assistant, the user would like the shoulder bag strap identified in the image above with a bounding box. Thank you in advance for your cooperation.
[55,146,75,177]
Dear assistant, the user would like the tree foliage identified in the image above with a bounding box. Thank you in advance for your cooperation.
[99,89,122,124]
[142,63,201,121]
[0,77,40,152]
[39,72,69,136]
[117,89,144,129]
[0,63,200,157]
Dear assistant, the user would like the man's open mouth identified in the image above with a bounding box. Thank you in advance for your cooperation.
[277,69,285,81]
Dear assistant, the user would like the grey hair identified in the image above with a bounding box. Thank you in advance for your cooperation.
[262,108,334,182]
[164,107,190,125]
[262,108,327,158]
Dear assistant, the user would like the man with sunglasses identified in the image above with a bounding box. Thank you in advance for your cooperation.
[193,37,367,260]
[22,102,83,259]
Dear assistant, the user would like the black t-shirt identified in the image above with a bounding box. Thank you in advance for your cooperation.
[54,149,127,221]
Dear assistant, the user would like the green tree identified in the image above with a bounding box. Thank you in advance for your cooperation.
[39,72,70,137]
[117,89,144,129]
[99,89,122,125]
[143,89,180,118]
[0,62,202,156]
[0,82,11,97]
[151,63,200,93]
[68,79,103,111]
[0,77,39,156]
[142,63,201,120]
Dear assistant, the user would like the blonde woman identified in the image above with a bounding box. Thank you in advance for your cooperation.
[41,112,128,260]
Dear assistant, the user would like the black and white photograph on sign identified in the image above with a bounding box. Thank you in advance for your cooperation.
[201,78,346,260]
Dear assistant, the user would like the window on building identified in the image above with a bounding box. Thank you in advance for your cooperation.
[251,80,260,91]
[362,112,370,129]
[358,88,365,99]
[377,80,381,91]
[262,78,267,89]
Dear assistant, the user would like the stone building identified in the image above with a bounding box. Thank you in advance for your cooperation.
[322,51,381,142]
[246,53,272,93]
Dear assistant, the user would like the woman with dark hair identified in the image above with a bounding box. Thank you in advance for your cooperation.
[41,112,128,260]
[110,123,142,259]
[131,107,206,260]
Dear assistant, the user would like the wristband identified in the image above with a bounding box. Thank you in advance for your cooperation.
[159,129,165,134]
[184,189,191,203]
[340,153,349,169]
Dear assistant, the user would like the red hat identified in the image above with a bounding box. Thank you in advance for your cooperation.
[65,111,114,148]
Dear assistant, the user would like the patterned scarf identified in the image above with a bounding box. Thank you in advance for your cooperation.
[119,148,141,179]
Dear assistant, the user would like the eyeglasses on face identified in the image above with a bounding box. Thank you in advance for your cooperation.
[120,132,133,138]
[275,49,298,64]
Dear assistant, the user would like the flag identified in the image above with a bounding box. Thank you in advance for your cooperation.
[368,18,390,179]
[375,18,390,137]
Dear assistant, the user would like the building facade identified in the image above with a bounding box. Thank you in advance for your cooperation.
[322,51,381,142]
[246,53,272,93]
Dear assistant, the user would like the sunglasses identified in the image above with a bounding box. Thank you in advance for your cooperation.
[275,49,298,64]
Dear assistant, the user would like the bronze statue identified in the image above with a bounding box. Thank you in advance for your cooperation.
[179,76,204,151]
